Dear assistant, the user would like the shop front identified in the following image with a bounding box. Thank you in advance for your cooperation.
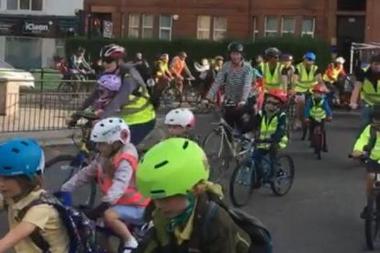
[0,15,79,70]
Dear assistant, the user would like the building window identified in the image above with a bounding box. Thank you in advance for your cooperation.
[7,0,42,11]
[159,15,172,40]
[7,0,17,10]
[281,17,296,35]
[252,16,259,41]
[128,14,140,38]
[55,39,65,58]
[197,16,211,40]
[142,14,154,39]
[265,16,278,37]
[301,17,315,38]
[213,17,227,41]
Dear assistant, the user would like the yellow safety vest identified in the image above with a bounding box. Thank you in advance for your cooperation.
[322,64,343,83]
[309,99,326,122]
[261,62,283,89]
[122,85,156,125]
[354,125,380,161]
[361,78,380,106]
[295,63,318,93]
[258,112,288,150]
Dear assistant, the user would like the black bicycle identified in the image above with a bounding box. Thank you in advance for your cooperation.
[45,112,97,207]
[350,154,380,250]
[230,139,295,207]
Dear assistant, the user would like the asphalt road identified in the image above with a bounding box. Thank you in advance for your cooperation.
[0,111,371,253]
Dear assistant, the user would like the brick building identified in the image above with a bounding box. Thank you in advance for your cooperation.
[84,0,379,57]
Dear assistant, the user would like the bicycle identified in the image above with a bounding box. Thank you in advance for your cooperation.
[306,118,329,160]
[57,70,96,104]
[160,78,182,109]
[230,140,295,207]
[349,154,380,250]
[203,105,251,183]
[44,112,98,207]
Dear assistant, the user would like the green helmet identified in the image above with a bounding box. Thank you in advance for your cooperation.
[137,138,210,199]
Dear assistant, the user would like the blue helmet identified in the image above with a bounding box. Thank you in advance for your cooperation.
[0,138,44,178]
[304,52,316,61]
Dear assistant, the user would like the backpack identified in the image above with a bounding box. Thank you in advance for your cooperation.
[203,194,273,253]
[16,192,97,253]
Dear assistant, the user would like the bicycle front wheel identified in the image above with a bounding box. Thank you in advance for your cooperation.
[45,155,97,207]
[230,161,256,207]
[270,154,295,196]
[203,129,231,183]
[161,86,182,108]
[365,194,380,250]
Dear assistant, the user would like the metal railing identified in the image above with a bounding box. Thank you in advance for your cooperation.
[0,78,97,132]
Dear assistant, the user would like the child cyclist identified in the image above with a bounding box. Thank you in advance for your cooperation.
[164,108,197,140]
[59,117,150,253]
[304,83,332,151]
[352,105,380,219]
[136,138,252,253]
[0,138,70,253]
[252,88,288,185]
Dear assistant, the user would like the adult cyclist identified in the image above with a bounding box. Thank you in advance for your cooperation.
[292,51,323,130]
[350,54,380,132]
[205,42,254,134]
[69,44,156,145]
[258,47,288,91]
[68,46,93,80]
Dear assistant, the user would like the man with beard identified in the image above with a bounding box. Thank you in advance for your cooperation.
[350,54,380,131]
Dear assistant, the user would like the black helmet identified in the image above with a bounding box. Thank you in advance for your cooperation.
[370,54,380,64]
[228,42,244,53]
[265,47,281,58]
[373,105,380,120]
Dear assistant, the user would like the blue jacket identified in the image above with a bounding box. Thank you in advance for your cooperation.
[304,96,332,119]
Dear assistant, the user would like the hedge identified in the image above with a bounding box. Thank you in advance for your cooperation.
[65,35,331,70]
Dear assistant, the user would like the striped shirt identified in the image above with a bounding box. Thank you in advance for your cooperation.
[207,61,254,103]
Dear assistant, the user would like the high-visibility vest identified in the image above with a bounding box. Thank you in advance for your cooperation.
[261,62,284,89]
[97,151,150,207]
[258,112,288,149]
[309,98,326,122]
[361,78,380,105]
[323,63,343,83]
[295,63,318,93]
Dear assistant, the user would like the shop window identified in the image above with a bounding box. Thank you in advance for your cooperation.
[265,16,278,37]
[281,16,296,35]
[159,15,172,40]
[301,17,315,38]
[213,17,227,41]
[197,16,211,40]
[128,14,140,38]
[5,37,42,69]
[142,14,154,39]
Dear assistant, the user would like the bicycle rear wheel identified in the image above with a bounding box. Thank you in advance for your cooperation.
[230,160,256,207]
[203,129,231,183]
[365,194,380,250]
[161,86,182,108]
[45,154,97,207]
[270,154,295,196]
[313,127,323,160]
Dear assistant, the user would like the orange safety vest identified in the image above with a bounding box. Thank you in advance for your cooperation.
[170,56,186,77]
[97,152,150,207]
[323,63,345,83]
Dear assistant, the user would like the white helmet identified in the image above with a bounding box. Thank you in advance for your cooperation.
[91,117,130,144]
[164,108,195,128]
[335,57,345,64]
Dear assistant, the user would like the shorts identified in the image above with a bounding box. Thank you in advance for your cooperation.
[112,205,145,225]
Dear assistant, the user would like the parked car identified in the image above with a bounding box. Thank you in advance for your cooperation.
[0,59,35,88]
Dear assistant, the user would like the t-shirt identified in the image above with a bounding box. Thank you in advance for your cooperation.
[1,189,69,253]
[356,68,380,85]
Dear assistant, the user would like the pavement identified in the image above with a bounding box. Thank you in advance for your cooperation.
[0,109,371,253]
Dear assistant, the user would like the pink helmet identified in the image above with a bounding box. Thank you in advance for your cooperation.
[97,74,122,91]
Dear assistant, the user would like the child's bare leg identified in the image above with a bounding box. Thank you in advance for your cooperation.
[103,209,133,242]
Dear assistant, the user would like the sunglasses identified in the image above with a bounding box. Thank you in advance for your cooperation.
[102,57,115,64]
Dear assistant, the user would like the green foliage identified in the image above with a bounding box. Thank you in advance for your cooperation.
[66,36,331,69]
